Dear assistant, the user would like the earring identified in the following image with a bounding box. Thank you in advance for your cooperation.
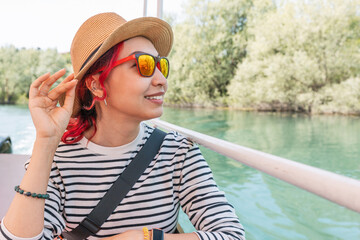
[91,81,97,91]
[104,99,107,106]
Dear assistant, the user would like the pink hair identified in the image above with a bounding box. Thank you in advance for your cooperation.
[61,42,124,144]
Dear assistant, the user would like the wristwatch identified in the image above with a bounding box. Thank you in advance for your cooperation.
[152,228,164,240]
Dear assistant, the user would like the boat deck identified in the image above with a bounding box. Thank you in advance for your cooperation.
[0,154,29,218]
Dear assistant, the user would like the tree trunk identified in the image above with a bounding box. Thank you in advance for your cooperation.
[4,78,9,103]
[0,79,4,103]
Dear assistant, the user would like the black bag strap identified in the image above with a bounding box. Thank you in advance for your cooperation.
[61,128,167,240]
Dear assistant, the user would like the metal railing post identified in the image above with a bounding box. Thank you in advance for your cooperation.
[143,0,148,17]
[157,0,163,19]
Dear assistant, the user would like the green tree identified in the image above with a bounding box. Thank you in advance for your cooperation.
[228,0,360,113]
[0,46,71,104]
[0,46,22,103]
[167,0,251,107]
[17,48,41,99]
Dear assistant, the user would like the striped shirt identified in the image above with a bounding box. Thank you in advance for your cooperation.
[1,123,245,240]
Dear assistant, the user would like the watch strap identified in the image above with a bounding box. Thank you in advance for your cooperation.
[152,228,164,240]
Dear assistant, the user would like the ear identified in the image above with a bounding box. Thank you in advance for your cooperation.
[85,74,104,98]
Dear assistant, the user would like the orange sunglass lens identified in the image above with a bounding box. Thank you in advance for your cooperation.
[138,55,155,76]
[159,58,169,78]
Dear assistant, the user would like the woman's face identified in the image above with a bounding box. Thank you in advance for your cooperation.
[101,37,168,122]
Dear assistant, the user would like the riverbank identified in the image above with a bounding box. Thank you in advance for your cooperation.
[164,103,360,117]
[2,102,360,117]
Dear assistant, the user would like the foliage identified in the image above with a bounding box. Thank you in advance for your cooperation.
[227,0,360,113]
[314,77,360,114]
[166,0,251,107]
[1,0,359,115]
[0,46,71,104]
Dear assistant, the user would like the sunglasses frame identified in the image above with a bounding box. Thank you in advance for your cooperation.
[96,52,170,78]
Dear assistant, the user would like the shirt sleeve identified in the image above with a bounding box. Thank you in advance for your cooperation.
[179,144,246,240]
[0,162,66,240]
[42,163,67,239]
[0,220,43,240]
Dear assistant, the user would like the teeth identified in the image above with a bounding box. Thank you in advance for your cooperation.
[145,96,163,100]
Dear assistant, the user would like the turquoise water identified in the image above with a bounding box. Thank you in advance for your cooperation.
[1,105,359,239]
[160,107,360,240]
[0,105,35,154]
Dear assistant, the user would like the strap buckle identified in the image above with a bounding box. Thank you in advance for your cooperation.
[80,217,101,234]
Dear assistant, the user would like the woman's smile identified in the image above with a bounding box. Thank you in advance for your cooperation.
[144,92,165,104]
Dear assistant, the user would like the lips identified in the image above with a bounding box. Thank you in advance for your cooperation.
[144,95,163,100]
[144,92,165,100]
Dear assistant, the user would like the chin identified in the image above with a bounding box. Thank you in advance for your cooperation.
[143,108,163,120]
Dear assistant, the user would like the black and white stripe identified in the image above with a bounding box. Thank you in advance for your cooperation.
[1,123,245,240]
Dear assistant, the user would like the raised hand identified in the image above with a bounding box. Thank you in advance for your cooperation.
[28,69,78,143]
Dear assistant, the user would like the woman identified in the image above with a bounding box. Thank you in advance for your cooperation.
[1,12,245,240]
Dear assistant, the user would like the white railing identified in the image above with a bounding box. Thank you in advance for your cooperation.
[151,119,360,213]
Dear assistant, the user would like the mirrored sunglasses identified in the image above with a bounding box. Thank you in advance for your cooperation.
[96,52,170,78]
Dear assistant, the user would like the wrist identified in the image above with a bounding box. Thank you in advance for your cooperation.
[34,136,59,152]
[30,137,58,167]
[35,133,61,144]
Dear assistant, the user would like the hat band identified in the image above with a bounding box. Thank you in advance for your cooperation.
[79,44,103,72]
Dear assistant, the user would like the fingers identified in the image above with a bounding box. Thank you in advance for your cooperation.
[29,69,67,99]
[38,69,67,94]
[51,73,75,95]
[30,70,75,100]
[29,70,78,115]
[47,78,77,103]
[63,73,75,84]
[29,72,51,99]
[62,79,78,113]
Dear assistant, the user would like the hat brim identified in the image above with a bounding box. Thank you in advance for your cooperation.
[60,17,173,117]
[76,17,173,81]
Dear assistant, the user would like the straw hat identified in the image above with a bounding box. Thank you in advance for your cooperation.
[59,12,173,117]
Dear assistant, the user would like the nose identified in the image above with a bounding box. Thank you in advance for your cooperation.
[152,67,168,89]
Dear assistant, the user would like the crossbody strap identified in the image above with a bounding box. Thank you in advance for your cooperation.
[61,128,167,240]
